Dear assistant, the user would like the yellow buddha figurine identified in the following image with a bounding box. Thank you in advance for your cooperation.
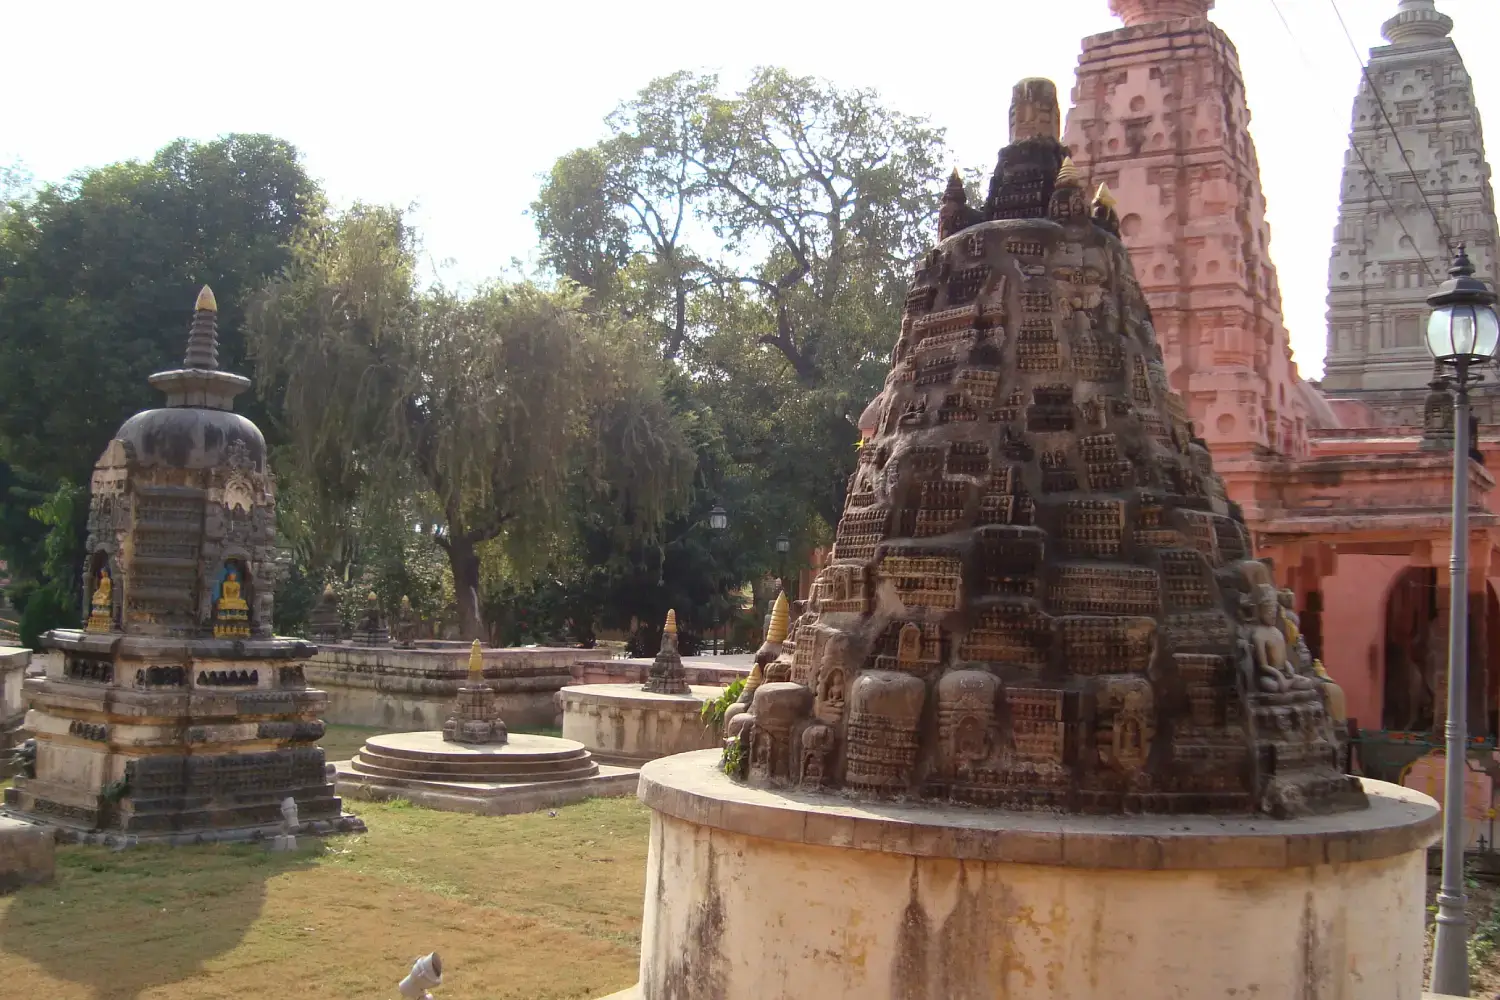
[86,568,114,633]
[213,570,251,638]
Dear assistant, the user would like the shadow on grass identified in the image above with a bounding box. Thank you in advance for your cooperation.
[0,840,318,1000]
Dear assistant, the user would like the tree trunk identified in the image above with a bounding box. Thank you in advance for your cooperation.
[447,535,484,642]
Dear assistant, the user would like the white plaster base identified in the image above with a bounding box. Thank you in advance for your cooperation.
[612,750,1440,1000]
[560,684,724,765]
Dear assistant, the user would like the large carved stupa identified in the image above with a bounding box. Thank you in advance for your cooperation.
[726,80,1364,818]
[3,288,364,843]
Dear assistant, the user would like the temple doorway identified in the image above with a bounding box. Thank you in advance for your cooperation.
[1382,567,1438,733]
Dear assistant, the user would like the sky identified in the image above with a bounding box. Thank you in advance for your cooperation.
[3,0,1498,380]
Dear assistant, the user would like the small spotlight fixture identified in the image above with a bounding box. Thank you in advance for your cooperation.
[398,952,443,999]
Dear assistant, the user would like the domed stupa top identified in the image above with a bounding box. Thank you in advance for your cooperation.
[1381,0,1453,44]
[80,287,281,641]
[1109,0,1213,27]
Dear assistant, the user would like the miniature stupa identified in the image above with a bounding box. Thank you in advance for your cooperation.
[443,640,508,744]
[3,287,363,842]
[642,609,689,695]
[725,78,1363,818]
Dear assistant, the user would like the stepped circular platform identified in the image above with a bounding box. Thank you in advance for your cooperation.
[335,731,639,816]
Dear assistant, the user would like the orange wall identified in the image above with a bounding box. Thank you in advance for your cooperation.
[1320,554,1409,730]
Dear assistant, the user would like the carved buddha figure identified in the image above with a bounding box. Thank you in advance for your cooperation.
[1246,584,1315,693]
[86,567,114,634]
[213,569,251,639]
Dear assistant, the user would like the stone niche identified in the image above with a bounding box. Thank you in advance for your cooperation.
[726,78,1363,820]
[2,288,363,844]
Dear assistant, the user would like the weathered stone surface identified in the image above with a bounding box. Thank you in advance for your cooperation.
[610,751,1435,1000]
[0,646,27,770]
[0,816,54,893]
[725,80,1362,817]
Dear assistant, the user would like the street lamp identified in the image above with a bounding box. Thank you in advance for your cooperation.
[775,534,791,597]
[1425,244,1500,999]
[708,505,729,532]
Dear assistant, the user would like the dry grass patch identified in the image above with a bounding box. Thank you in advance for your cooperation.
[0,796,649,1000]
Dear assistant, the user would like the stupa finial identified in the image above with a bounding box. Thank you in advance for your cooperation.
[184,284,221,370]
[1383,0,1451,42]
[467,639,484,680]
[766,591,790,645]
[1056,157,1084,189]
[1108,0,1213,26]
[663,609,678,635]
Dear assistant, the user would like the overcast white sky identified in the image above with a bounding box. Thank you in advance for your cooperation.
[3,0,1498,378]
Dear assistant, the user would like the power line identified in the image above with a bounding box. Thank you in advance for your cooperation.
[1266,0,1442,286]
[1327,0,1454,265]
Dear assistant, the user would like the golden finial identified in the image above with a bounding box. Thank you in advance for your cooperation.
[195,285,217,313]
[321,582,336,599]
[663,609,678,635]
[1056,157,1083,188]
[1313,659,1330,679]
[468,639,484,679]
[766,591,790,645]
[1093,182,1118,211]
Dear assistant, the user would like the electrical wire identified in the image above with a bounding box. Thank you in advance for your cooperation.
[1328,0,1454,264]
[1266,0,1443,286]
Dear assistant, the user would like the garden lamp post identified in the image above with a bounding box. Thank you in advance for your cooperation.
[708,505,728,653]
[1425,245,1500,998]
[776,534,791,598]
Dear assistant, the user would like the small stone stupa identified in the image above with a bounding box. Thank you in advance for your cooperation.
[442,640,507,744]
[307,583,342,643]
[724,591,790,731]
[726,78,1364,819]
[642,610,689,695]
[353,591,390,647]
[3,287,363,843]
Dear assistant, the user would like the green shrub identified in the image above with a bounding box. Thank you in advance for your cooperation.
[700,677,747,728]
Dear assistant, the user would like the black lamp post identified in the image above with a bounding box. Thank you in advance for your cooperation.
[707,505,728,654]
[1425,245,1500,999]
[775,534,791,598]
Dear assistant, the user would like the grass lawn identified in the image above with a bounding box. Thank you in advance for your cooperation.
[0,796,650,1000]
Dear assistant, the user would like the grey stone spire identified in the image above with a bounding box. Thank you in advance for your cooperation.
[184,285,220,370]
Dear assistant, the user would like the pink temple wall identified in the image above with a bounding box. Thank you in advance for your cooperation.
[1320,554,1409,730]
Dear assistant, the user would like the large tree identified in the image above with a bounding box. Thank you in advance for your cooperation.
[533,68,947,536]
[249,206,694,640]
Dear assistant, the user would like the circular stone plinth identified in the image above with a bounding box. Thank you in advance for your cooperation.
[628,749,1439,1000]
[560,684,725,766]
[350,731,599,784]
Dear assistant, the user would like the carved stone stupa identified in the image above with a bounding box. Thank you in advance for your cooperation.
[2,287,363,842]
[642,610,690,695]
[725,81,1365,818]
[442,640,508,744]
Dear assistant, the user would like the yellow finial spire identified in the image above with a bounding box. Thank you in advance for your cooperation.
[1056,157,1083,188]
[766,591,790,645]
[1093,182,1118,211]
[663,609,678,635]
[467,639,484,679]
[195,285,217,313]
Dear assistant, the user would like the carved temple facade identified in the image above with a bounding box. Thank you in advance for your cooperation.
[1320,0,1500,424]
[1061,0,1500,838]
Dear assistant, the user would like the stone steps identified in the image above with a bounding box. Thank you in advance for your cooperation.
[349,731,603,785]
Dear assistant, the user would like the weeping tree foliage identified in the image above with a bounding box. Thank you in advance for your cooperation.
[249,205,694,640]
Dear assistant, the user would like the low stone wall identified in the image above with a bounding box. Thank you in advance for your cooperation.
[571,658,749,687]
[305,644,586,731]
[560,684,725,765]
[0,646,29,766]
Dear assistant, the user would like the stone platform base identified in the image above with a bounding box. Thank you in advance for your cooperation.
[617,750,1440,1000]
[0,816,55,893]
[560,684,724,766]
[335,731,639,815]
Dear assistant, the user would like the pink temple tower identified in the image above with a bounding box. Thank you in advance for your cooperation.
[1064,0,1330,462]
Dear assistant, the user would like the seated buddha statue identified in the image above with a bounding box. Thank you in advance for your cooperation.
[86,569,114,633]
[213,570,251,638]
[1246,584,1316,694]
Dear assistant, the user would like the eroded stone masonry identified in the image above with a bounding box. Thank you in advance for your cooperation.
[725,79,1364,818]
